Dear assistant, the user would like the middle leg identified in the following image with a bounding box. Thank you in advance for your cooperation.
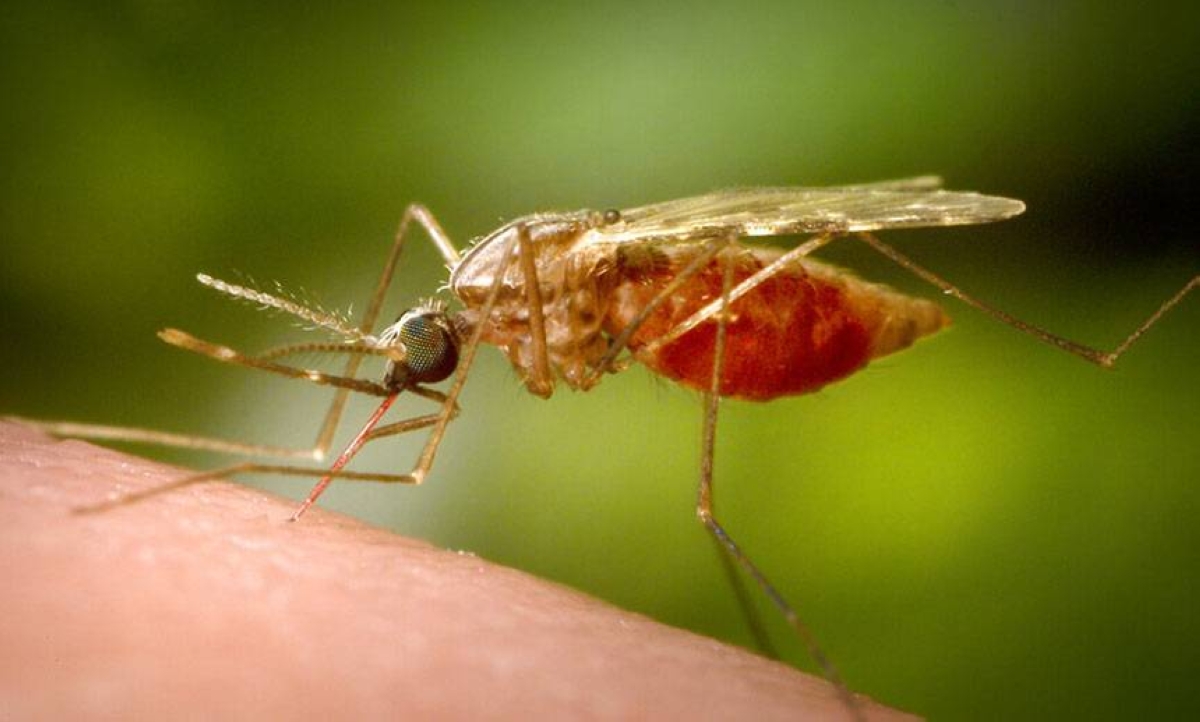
[693,250,862,719]
[313,204,464,458]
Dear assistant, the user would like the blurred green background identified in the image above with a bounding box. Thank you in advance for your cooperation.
[2,2,1197,719]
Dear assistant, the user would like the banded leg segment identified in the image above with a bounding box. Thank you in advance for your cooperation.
[70,407,450,515]
[313,204,463,458]
[291,392,401,520]
[856,231,1198,368]
[400,225,522,486]
[641,233,838,356]
[20,420,323,461]
[582,236,732,386]
[280,222,523,518]
[22,326,396,460]
[123,233,518,518]
[695,252,864,720]
[24,204,465,465]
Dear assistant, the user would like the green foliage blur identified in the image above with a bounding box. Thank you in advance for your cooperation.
[2,2,1196,719]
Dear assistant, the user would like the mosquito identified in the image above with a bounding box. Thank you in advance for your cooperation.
[22,176,1197,719]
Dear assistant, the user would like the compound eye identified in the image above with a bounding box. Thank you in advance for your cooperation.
[394,311,459,384]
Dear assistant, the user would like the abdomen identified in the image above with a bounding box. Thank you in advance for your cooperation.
[602,246,949,400]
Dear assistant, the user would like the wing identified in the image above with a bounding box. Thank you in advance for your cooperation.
[590,178,1025,245]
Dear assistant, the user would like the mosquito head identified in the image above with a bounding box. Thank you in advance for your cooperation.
[381,303,461,389]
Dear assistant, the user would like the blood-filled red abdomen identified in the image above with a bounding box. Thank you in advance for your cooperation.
[602,247,949,401]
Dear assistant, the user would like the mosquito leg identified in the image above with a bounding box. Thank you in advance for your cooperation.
[72,458,430,516]
[18,420,326,460]
[20,324,389,459]
[17,366,451,461]
[71,377,468,516]
[25,205,461,476]
[366,411,449,441]
[68,392,463,516]
[712,536,782,660]
[515,223,555,397]
[252,227,506,518]
[642,233,838,356]
[856,231,1199,367]
[376,227,520,489]
[313,204,463,459]
[695,252,862,720]
[581,236,731,387]
[285,228,516,519]
[291,392,402,519]
[291,355,472,519]
[288,384,457,520]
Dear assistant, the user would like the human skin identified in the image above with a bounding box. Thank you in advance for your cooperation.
[0,422,914,720]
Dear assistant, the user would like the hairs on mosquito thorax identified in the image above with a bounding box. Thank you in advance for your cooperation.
[195,273,366,341]
[413,297,448,315]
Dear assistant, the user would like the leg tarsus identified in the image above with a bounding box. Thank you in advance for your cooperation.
[19,419,324,460]
[856,231,1197,368]
[642,233,837,356]
[394,227,521,492]
[695,252,864,720]
[710,523,782,660]
[313,203,461,457]
[698,509,864,719]
[1100,273,1198,367]
[71,461,422,516]
[582,236,731,387]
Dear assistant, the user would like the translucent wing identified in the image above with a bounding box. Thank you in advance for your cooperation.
[591,177,1026,244]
